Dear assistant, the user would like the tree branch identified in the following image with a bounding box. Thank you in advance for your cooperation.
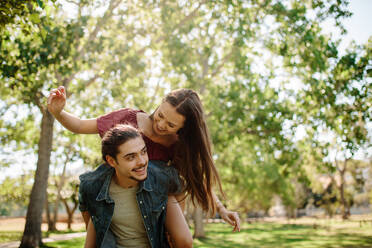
[211,49,234,78]
[137,0,207,55]
[61,0,122,88]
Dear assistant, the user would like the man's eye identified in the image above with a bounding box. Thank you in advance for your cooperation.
[141,149,147,155]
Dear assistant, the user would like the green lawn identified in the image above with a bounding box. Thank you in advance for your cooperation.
[0,229,84,243]
[0,231,22,243]
[44,220,372,248]
[1,219,371,247]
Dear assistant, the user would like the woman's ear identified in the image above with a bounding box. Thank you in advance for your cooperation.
[106,155,117,168]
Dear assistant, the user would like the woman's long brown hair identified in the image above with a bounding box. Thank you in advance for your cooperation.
[165,89,224,214]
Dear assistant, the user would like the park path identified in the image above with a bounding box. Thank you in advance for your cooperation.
[0,232,86,248]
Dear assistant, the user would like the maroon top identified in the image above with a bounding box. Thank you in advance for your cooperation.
[97,108,174,162]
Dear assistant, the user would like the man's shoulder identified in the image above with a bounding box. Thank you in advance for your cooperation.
[79,164,113,188]
[148,160,175,179]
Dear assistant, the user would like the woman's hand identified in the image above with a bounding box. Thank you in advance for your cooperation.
[47,86,66,117]
[219,207,241,232]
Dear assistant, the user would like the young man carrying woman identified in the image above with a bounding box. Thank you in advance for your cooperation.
[80,124,182,247]
[47,86,240,247]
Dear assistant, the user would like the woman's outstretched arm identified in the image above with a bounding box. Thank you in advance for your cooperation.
[166,195,193,248]
[47,86,98,134]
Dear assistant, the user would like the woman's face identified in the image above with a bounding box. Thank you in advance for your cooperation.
[152,101,185,136]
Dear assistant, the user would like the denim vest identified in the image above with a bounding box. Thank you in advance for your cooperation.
[79,161,181,248]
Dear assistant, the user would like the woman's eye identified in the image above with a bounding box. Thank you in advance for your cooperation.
[169,124,175,128]
[158,113,163,118]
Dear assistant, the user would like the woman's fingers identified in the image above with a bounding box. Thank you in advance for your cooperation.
[47,90,58,105]
[220,210,241,232]
[233,212,241,232]
[47,87,66,107]
[228,212,240,232]
[57,86,66,97]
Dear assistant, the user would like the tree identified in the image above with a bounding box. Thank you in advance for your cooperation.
[0,0,47,33]
[0,174,33,216]
[1,0,137,245]
[61,178,79,230]
[297,42,371,219]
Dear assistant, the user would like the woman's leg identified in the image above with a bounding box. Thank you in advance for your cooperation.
[166,195,193,248]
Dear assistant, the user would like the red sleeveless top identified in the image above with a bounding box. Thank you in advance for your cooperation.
[97,108,174,162]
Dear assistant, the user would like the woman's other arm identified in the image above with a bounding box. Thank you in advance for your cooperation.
[47,86,98,134]
[213,192,241,232]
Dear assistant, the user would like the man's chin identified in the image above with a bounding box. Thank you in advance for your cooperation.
[130,175,147,182]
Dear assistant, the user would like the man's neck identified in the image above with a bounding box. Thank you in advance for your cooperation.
[113,174,138,189]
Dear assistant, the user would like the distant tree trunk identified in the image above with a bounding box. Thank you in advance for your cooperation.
[45,193,56,231]
[20,111,54,248]
[62,182,79,230]
[62,199,78,230]
[193,206,205,238]
[337,159,350,220]
[51,198,60,231]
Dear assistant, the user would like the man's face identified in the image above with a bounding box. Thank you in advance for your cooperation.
[108,136,149,187]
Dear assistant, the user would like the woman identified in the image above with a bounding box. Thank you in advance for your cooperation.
[47,86,240,247]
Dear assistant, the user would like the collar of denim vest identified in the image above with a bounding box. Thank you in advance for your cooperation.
[96,165,153,203]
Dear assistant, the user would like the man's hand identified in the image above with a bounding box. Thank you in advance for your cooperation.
[47,86,66,116]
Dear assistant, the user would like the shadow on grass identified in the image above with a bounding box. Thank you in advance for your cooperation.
[195,236,248,248]
[195,223,372,248]
[44,237,85,248]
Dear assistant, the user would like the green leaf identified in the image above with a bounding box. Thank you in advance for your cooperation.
[29,13,41,24]
[40,28,47,40]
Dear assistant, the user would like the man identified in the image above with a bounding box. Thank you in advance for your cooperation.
[79,124,182,248]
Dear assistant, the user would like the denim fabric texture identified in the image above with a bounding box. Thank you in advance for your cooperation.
[79,160,182,248]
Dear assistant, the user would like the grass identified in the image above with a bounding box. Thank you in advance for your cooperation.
[0,231,22,243]
[2,218,372,247]
[44,237,85,248]
[0,229,84,243]
[45,219,372,248]
[193,221,372,248]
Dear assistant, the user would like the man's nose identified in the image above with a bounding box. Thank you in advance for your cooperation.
[138,154,148,165]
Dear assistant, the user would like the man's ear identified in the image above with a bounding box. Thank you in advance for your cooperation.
[106,155,117,168]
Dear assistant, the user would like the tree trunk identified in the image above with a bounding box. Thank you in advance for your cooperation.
[67,213,73,230]
[63,200,73,230]
[50,191,61,231]
[339,160,349,220]
[193,206,205,238]
[45,194,56,231]
[20,111,54,248]
[62,188,79,230]
[50,153,69,231]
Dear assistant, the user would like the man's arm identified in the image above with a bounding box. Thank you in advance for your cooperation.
[81,211,91,229]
